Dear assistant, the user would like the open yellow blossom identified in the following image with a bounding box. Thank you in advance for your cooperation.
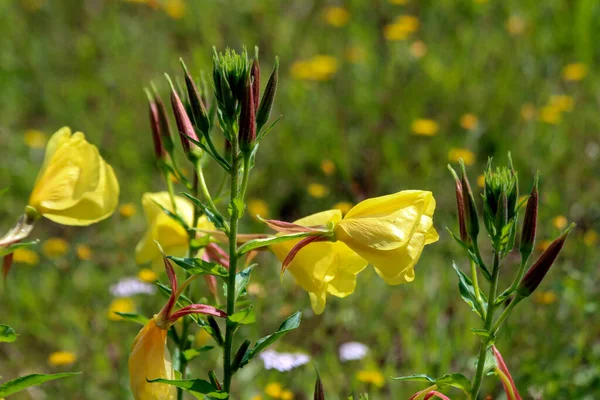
[119,203,138,218]
[48,351,77,366]
[24,129,47,149]
[12,248,39,265]
[356,370,385,388]
[323,6,350,27]
[308,183,329,198]
[108,298,136,321]
[271,210,368,314]
[129,318,176,400]
[138,268,158,283]
[562,63,588,81]
[76,244,92,260]
[248,199,270,220]
[135,192,213,267]
[460,113,478,130]
[42,237,69,258]
[28,127,119,226]
[334,191,438,284]
[448,148,476,165]
[411,119,439,136]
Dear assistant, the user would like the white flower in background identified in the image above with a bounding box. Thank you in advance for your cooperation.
[259,349,310,372]
[339,341,369,362]
[110,277,156,297]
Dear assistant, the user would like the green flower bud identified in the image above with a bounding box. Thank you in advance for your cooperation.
[180,58,210,135]
[459,159,480,241]
[519,173,539,262]
[256,57,279,133]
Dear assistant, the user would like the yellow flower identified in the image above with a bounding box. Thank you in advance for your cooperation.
[308,183,329,198]
[164,0,185,19]
[562,63,588,81]
[280,390,294,400]
[42,237,69,258]
[477,174,485,188]
[549,95,574,112]
[409,41,427,58]
[119,203,138,218]
[323,6,350,27]
[521,103,536,120]
[28,127,119,226]
[108,298,136,321]
[534,290,557,305]
[76,244,92,260]
[334,191,438,285]
[48,351,77,366]
[345,46,366,63]
[539,106,562,125]
[23,129,48,149]
[505,15,526,35]
[333,201,354,215]
[448,148,476,166]
[356,370,385,388]
[320,159,336,176]
[195,329,211,347]
[265,382,283,398]
[138,268,158,283]
[248,199,270,220]
[411,119,439,136]
[583,230,598,247]
[129,318,176,400]
[384,16,419,41]
[290,56,338,81]
[135,192,213,267]
[12,248,39,265]
[460,113,478,130]
[553,215,568,230]
[271,210,368,314]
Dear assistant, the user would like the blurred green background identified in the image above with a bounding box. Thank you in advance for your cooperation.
[1,0,599,398]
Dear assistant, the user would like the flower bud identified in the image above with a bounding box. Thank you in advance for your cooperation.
[459,160,480,241]
[239,76,256,152]
[180,59,210,134]
[207,316,224,346]
[145,88,166,160]
[256,57,279,133]
[208,370,221,391]
[517,223,574,297]
[250,59,260,113]
[212,47,250,119]
[150,84,175,155]
[314,370,324,400]
[165,74,201,159]
[448,165,468,243]
[483,160,518,240]
[519,174,538,261]
[231,339,251,372]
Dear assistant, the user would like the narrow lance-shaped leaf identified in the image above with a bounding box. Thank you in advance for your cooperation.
[0,325,17,343]
[241,311,302,365]
[0,373,81,397]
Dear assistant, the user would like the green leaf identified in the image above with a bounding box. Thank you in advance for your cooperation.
[0,325,17,343]
[151,200,189,230]
[181,193,228,231]
[0,240,39,257]
[168,256,229,278]
[392,374,434,383]
[237,232,314,255]
[393,373,471,396]
[228,307,256,325]
[114,312,150,326]
[242,311,301,365]
[183,346,214,361]
[235,266,253,300]
[0,373,80,397]
[146,378,227,399]
[471,328,495,341]
[228,196,245,219]
[452,262,487,319]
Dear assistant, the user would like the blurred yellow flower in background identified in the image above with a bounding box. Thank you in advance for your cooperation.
[506,15,526,35]
[333,201,354,215]
[345,46,366,63]
[320,159,336,176]
[460,113,478,130]
[76,244,92,260]
[409,41,427,58]
[248,199,270,219]
[537,240,552,252]
[42,237,69,259]
[539,106,562,125]
[195,329,211,347]
[119,203,137,218]
[265,382,283,397]
[583,230,598,247]
[534,290,557,305]
[251,396,263,400]
[48,351,77,366]
[356,370,385,387]
[384,15,419,41]
[553,215,568,230]
[448,148,476,165]
[323,6,350,27]
[290,56,338,81]
[280,390,294,400]
[138,268,158,282]
[23,129,47,149]
[521,103,536,120]
[12,248,39,265]
[477,174,485,188]
[388,0,408,4]
[28,127,119,226]
[562,63,588,81]
[164,0,185,19]
[549,95,574,112]
[307,183,329,198]
[411,119,439,136]
[108,298,136,321]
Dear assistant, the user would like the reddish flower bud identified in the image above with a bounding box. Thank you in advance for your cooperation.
[314,370,325,400]
[517,223,574,297]
[180,59,210,134]
[238,76,256,151]
[231,339,251,372]
[165,74,201,159]
[492,346,522,400]
[519,174,538,261]
[256,57,279,133]
[460,160,480,241]
[3,252,14,280]
[150,84,174,155]
[145,88,166,160]
[250,59,260,113]
[449,165,468,243]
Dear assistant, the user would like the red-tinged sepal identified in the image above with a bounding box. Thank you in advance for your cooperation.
[492,346,522,400]
[167,304,227,323]
[281,235,329,276]
[3,252,14,281]
[261,218,327,234]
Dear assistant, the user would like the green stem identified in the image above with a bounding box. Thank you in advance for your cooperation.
[491,295,522,334]
[501,258,529,299]
[470,259,484,309]
[195,159,220,218]
[165,171,179,216]
[223,142,240,393]
[203,129,232,172]
[471,252,501,399]
[472,241,492,281]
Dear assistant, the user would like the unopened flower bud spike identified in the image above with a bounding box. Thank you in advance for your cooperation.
[145,88,166,161]
[180,58,210,135]
[165,73,202,161]
[256,57,279,135]
[519,172,539,263]
[448,165,468,243]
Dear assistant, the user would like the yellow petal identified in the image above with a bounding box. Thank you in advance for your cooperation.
[129,318,175,400]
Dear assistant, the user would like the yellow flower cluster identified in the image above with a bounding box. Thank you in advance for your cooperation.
[356,370,385,387]
[12,248,39,265]
[562,63,588,81]
[290,55,338,81]
[384,15,419,41]
[264,382,294,399]
[248,199,270,220]
[539,95,574,125]
[448,148,476,166]
[108,298,136,321]
[411,119,439,136]
[48,351,77,366]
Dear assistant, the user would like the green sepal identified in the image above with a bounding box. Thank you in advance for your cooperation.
[146,378,227,399]
[168,256,229,278]
[0,325,17,343]
[114,312,150,326]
